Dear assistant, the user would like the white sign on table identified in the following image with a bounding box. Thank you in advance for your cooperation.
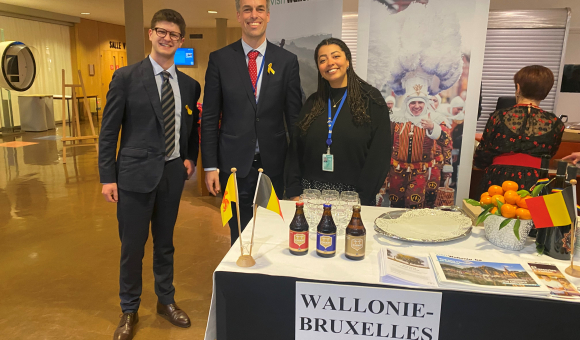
[296,282,442,340]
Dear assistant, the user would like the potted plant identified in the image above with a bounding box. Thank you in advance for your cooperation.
[465,180,547,251]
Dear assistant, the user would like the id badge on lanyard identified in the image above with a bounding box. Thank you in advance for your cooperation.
[323,90,347,172]
[322,153,334,172]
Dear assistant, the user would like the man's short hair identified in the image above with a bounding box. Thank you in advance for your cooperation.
[151,9,186,36]
[514,65,554,101]
[235,0,270,13]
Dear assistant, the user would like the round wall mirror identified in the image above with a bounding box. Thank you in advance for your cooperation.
[0,41,37,91]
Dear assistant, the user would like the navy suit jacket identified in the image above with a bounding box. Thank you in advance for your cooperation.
[201,40,302,178]
[98,57,201,193]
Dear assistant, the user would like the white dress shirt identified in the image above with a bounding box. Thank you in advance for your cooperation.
[241,38,267,104]
[149,55,181,161]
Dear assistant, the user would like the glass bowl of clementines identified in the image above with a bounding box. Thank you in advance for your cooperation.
[465,180,546,251]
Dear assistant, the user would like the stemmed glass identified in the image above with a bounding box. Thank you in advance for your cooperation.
[333,198,348,235]
[341,191,360,210]
[303,189,321,233]
[340,191,360,231]
[322,189,340,203]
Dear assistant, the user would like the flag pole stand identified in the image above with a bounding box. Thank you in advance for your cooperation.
[565,179,580,278]
[232,167,256,268]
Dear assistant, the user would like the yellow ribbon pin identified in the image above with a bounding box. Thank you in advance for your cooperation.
[185,104,193,115]
[268,63,275,75]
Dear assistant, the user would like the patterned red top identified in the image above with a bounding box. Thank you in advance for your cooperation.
[473,104,565,192]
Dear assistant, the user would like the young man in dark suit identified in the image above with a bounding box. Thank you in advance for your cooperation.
[98,9,201,340]
[201,0,302,245]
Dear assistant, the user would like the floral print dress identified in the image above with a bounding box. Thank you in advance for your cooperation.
[473,104,565,194]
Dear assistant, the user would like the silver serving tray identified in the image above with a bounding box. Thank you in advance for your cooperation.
[374,209,472,243]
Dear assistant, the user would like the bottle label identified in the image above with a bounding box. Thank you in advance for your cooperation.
[345,234,365,258]
[290,230,309,252]
[317,232,336,254]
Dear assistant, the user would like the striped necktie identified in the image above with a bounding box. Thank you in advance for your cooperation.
[161,71,176,157]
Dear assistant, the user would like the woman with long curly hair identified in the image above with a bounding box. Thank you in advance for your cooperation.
[285,38,391,205]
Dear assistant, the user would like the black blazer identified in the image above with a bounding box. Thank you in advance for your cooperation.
[201,40,302,178]
[98,57,201,193]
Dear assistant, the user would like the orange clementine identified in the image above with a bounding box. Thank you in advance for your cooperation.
[502,181,519,193]
[516,208,532,220]
[504,190,521,205]
[501,204,517,218]
[491,195,506,206]
[480,196,493,206]
[488,185,504,196]
[491,207,498,215]
[480,192,491,200]
[517,196,530,209]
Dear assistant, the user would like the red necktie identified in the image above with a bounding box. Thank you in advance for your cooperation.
[248,50,260,97]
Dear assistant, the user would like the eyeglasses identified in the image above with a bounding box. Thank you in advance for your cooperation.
[153,27,182,41]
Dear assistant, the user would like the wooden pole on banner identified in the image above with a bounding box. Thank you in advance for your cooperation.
[566,179,580,278]
[249,168,263,256]
[233,167,256,268]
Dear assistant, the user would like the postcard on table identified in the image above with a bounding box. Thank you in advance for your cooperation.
[378,247,438,287]
[528,263,580,299]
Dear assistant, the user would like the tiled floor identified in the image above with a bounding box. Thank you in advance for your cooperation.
[0,125,230,339]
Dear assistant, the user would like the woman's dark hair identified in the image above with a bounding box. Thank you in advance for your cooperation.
[514,65,554,101]
[151,9,186,36]
[298,38,383,133]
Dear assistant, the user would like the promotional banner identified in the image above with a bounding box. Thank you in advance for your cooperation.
[296,282,442,339]
[267,0,343,99]
[357,0,489,208]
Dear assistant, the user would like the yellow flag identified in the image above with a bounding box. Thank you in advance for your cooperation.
[220,174,236,226]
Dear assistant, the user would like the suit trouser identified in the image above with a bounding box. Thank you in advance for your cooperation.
[219,154,283,246]
[117,158,186,313]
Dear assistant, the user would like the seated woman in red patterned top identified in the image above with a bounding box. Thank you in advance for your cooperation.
[473,65,565,194]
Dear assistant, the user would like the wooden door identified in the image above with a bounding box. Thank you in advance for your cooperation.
[100,50,128,107]
[101,50,116,108]
[118,51,127,68]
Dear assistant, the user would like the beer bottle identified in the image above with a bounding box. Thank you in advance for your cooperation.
[345,205,366,261]
[289,202,309,256]
[565,166,578,187]
[551,161,568,190]
[537,165,578,260]
[538,156,551,196]
[316,204,337,258]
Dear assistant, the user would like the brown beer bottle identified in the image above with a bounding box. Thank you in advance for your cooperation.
[345,205,366,261]
[316,204,337,258]
[289,202,309,255]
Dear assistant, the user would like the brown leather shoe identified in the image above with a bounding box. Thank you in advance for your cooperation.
[113,312,138,340]
[156,301,191,328]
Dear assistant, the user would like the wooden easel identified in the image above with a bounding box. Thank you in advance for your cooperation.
[61,69,98,163]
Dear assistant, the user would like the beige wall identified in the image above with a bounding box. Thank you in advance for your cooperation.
[144,27,242,102]
[70,19,126,109]
[70,19,100,100]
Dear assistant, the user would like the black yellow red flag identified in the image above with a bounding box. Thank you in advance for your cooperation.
[253,172,283,219]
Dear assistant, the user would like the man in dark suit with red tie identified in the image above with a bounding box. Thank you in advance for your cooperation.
[99,9,200,340]
[201,0,302,245]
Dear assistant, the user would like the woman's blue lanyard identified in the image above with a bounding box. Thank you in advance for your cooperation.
[251,54,266,103]
[326,90,348,154]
